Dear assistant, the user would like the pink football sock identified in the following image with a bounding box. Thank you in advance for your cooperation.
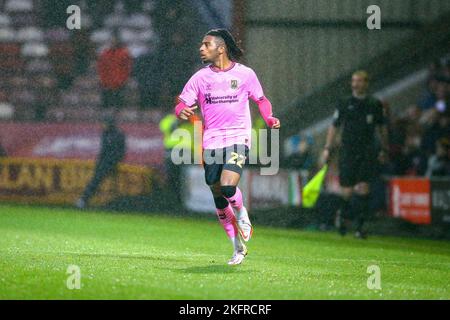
[216,205,238,238]
[225,187,243,210]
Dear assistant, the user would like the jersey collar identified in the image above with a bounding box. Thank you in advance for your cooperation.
[209,61,236,73]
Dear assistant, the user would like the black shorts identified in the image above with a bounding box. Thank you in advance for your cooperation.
[339,149,377,187]
[203,144,249,186]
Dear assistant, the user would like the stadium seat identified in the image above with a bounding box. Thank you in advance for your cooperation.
[0,28,15,42]
[17,27,44,42]
[5,0,33,12]
[35,76,56,89]
[90,29,112,44]
[9,12,36,28]
[44,28,70,43]
[0,14,12,27]
[104,14,124,28]
[8,76,29,88]
[21,42,49,57]
[120,28,139,43]
[0,43,23,73]
[61,92,81,107]
[138,30,155,42]
[11,89,36,105]
[128,43,150,58]
[25,58,52,73]
[0,43,20,56]
[125,14,152,28]
[0,102,14,120]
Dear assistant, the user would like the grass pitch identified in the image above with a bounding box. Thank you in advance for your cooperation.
[0,204,449,299]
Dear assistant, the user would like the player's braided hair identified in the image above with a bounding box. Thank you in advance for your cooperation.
[206,29,243,61]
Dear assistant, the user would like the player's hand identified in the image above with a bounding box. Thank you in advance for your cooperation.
[320,148,330,166]
[268,117,280,129]
[178,106,198,120]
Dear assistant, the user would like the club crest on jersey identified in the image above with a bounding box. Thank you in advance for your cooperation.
[231,80,238,89]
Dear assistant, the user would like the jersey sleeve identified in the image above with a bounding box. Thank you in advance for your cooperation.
[374,99,386,125]
[247,69,265,102]
[179,74,199,106]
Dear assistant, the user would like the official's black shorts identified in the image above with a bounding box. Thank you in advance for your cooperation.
[339,149,377,187]
[203,144,249,186]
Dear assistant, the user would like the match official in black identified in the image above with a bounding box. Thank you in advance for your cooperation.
[321,71,388,239]
[76,116,126,209]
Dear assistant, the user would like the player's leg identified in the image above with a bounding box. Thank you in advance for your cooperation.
[352,151,376,239]
[337,186,353,235]
[219,169,247,265]
[337,154,356,236]
[209,182,245,265]
[204,149,242,264]
[220,169,251,241]
[221,145,252,242]
[353,182,370,239]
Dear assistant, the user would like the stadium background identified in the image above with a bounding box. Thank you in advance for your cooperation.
[0,0,449,300]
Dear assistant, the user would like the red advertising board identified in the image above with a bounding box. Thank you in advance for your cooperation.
[0,122,164,167]
[389,178,431,224]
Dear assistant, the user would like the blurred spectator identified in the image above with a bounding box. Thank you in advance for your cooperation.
[76,116,126,209]
[418,57,450,112]
[97,32,132,110]
[33,76,57,121]
[0,138,7,158]
[88,0,113,28]
[71,29,94,77]
[153,0,185,39]
[394,134,428,176]
[124,0,144,15]
[434,78,449,113]
[133,49,161,109]
[158,32,197,107]
[421,111,450,156]
[40,0,71,28]
[49,41,75,90]
[426,138,450,177]
[0,102,14,120]
[418,77,438,111]
[285,134,314,185]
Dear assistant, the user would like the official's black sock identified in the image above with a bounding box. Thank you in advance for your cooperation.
[339,197,351,219]
[336,196,351,235]
[355,194,370,232]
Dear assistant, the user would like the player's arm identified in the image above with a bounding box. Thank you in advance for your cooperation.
[376,124,389,163]
[174,100,197,121]
[321,124,338,165]
[321,107,341,165]
[375,101,389,161]
[376,125,389,152]
[253,96,280,129]
[324,124,338,151]
[175,74,199,121]
[247,69,280,129]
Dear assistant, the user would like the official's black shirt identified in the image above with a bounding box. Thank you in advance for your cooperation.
[332,95,385,152]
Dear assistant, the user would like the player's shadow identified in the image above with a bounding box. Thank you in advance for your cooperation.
[174,264,250,274]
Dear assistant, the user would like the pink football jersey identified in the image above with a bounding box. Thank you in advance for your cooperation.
[179,62,265,150]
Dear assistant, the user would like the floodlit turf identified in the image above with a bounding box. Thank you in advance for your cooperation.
[0,204,449,300]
